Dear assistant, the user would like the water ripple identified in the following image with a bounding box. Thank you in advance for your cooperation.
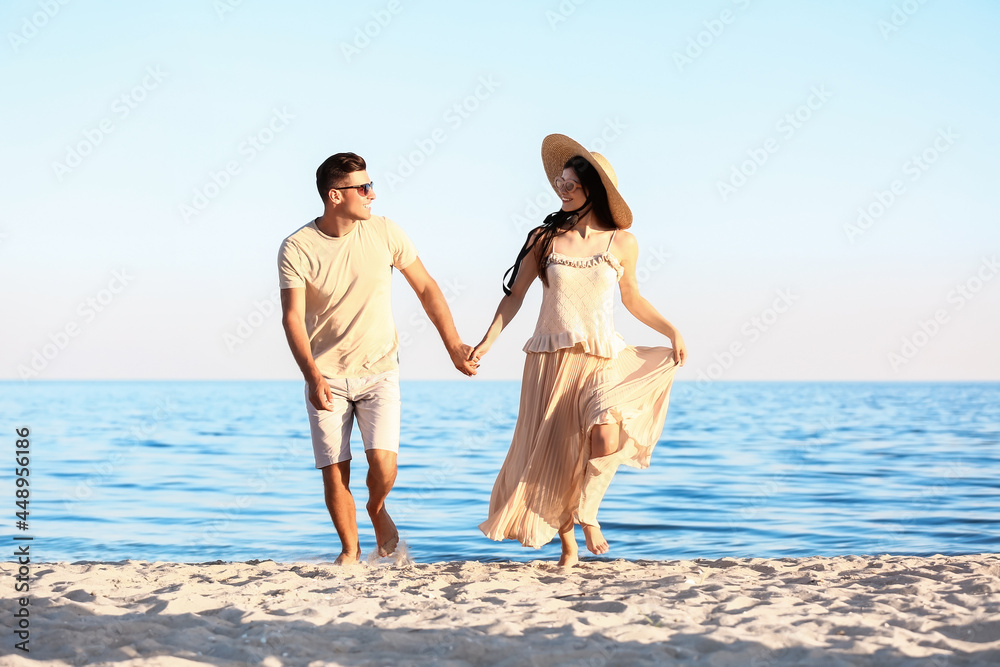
[4,380,999,562]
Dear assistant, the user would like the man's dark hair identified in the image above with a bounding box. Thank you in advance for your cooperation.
[316,153,367,200]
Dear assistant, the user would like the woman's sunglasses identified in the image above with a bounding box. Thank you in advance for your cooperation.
[554,177,582,194]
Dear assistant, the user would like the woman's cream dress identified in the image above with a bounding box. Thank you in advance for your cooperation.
[479,236,680,548]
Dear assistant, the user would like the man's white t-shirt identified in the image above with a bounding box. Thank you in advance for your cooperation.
[278,215,417,378]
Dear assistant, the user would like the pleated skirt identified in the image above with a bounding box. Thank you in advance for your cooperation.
[478,343,679,548]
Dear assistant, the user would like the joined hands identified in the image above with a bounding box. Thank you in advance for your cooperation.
[450,343,480,377]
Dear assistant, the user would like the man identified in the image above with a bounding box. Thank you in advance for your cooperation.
[278,152,476,565]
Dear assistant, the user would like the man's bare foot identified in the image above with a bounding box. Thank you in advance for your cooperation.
[582,524,609,555]
[369,506,399,557]
[333,550,361,566]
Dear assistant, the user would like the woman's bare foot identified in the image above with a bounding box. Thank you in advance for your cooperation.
[558,550,579,568]
[582,524,609,555]
[558,523,579,567]
[368,505,399,557]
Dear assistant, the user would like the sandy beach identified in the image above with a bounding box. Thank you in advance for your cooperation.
[2,552,999,666]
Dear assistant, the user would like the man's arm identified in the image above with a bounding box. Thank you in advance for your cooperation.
[280,287,335,409]
[399,257,477,376]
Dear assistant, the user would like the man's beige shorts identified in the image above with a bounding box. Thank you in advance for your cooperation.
[305,370,401,469]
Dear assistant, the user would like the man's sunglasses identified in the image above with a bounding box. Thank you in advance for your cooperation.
[332,181,374,196]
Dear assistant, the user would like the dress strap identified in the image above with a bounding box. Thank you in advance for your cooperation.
[606,229,617,252]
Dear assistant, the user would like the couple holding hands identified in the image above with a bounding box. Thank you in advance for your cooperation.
[278,134,687,567]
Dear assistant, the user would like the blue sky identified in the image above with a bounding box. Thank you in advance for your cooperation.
[2,0,998,381]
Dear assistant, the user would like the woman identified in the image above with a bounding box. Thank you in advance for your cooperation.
[474,134,687,567]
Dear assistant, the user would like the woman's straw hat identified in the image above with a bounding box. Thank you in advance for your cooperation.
[541,133,632,229]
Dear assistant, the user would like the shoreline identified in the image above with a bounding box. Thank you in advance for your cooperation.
[12,548,997,566]
[3,552,999,666]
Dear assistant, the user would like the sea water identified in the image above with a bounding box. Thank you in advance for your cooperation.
[3,380,998,564]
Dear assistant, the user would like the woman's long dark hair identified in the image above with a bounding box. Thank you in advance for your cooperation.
[502,155,614,294]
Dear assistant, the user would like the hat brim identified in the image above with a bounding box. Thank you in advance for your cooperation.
[541,134,632,229]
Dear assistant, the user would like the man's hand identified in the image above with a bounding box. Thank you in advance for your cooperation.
[450,342,479,376]
[307,376,335,411]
